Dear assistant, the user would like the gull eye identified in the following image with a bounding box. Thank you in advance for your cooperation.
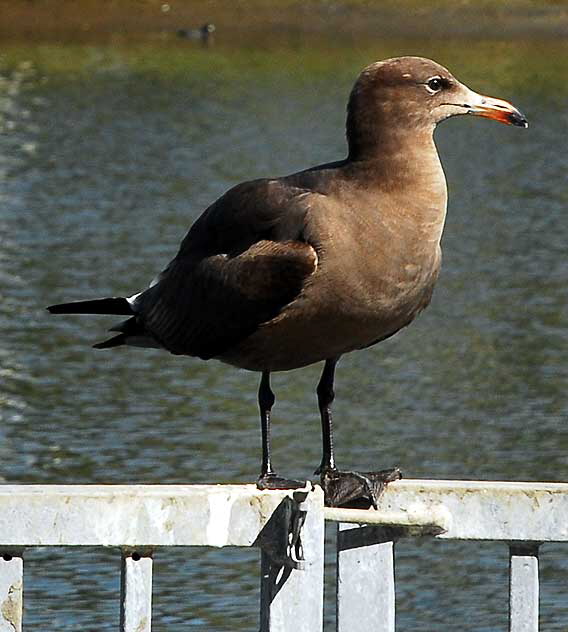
[426,77,443,92]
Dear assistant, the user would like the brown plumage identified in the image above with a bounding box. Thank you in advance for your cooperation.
[48,57,527,507]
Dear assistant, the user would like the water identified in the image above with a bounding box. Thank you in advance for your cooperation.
[0,35,567,630]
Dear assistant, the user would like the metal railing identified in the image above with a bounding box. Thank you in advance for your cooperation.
[0,479,566,631]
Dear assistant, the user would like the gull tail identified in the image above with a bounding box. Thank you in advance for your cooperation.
[47,295,160,351]
[93,333,127,349]
[47,297,133,316]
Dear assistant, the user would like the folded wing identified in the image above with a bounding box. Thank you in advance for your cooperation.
[110,178,320,358]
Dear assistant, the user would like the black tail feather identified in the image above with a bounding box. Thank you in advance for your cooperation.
[93,334,126,349]
[47,297,133,316]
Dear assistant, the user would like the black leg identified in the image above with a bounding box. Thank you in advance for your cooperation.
[315,358,402,508]
[259,371,275,478]
[315,358,338,473]
[256,371,306,491]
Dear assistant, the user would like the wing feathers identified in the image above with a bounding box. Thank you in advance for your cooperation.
[140,239,317,359]
[49,179,320,359]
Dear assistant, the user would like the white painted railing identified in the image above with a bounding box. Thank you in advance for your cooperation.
[331,479,568,632]
[0,480,566,631]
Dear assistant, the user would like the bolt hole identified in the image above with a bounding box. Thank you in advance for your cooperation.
[2,554,12,562]
[131,552,141,561]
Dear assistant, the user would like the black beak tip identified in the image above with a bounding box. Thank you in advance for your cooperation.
[509,110,529,128]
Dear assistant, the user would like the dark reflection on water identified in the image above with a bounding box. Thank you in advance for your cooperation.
[0,36,567,630]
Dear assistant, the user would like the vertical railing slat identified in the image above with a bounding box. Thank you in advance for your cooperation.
[120,551,153,632]
[0,553,23,632]
[260,491,324,632]
[509,544,539,632]
[336,524,395,632]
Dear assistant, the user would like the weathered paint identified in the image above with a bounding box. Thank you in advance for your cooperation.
[206,491,234,547]
[366,479,568,541]
[337,524,395,632]
[325,503,450,535]
[1,480,566,546]
[0,556,22,632]
[509,544,539,632]
[0,484,315,547]
[120,552,152,632]
[0,480,564,630]
[260,490,324,632]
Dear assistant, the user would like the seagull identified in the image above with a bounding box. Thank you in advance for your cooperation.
[48,56,527,508]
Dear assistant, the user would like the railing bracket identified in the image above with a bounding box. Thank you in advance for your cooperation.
[255,486,312,570]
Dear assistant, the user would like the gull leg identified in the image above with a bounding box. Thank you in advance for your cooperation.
[315,358,401,508]
[256,371,306,490]
[315,358,338,473]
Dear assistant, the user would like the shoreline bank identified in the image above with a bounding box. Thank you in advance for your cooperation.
[1,0,568,41]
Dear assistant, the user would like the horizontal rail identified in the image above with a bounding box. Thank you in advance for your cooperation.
[364,479,568,541]
[0,483,316,547]
[324,505,451,535]
[1,479,568,545]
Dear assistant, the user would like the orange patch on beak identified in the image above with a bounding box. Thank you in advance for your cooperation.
[469,95,528,128]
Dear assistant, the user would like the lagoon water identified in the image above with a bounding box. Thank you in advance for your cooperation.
[1,34,567,630]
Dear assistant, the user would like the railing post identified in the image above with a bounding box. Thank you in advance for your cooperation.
[120,550,153,632]
[336,524,396,632]
[509,543,539,632]
[0,552,23,632]
[259,488,324,632]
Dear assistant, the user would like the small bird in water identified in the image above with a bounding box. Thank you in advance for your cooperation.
[48,57,527,508]
[176,23,216,43]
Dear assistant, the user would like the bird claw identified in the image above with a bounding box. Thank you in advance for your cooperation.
[320,467,402,508]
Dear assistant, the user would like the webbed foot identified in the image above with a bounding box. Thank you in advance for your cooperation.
[257,473,309,491]
[320,466,401,509]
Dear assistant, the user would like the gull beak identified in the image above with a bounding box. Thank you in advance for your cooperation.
[464,89,528,128]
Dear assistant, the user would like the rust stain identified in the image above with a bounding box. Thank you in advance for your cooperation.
[1,580,22,632]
